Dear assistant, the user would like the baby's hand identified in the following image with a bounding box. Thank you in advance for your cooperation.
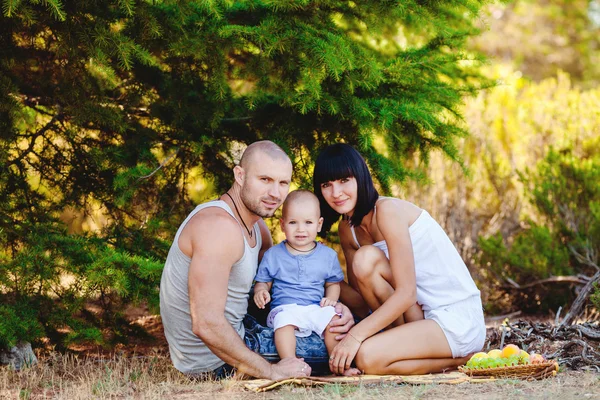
[254,290,271,309]
[320,297,337,307]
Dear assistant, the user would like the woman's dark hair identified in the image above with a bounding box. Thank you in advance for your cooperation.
[313,143,379,235]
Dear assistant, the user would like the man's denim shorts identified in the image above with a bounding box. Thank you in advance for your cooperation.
[243,314,330,375]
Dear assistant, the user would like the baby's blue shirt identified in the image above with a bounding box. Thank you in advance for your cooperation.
[254,242,344,309]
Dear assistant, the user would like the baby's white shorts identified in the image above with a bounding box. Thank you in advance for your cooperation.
[266,303,338,338]
[424,295,486,358]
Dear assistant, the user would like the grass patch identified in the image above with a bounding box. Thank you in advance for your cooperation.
[1,353,599,399]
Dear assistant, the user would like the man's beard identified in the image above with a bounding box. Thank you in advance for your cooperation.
[240,190,280,218]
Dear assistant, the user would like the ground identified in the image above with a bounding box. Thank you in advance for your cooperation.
[1,310,599,399]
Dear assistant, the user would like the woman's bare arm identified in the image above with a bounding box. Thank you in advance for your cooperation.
[347,200,419,342]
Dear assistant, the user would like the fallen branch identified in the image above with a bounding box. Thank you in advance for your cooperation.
[559,270,600,327]
[503,275,588,290]
[485,311,522,322]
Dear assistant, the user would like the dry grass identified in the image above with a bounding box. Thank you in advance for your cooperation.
[1,353,599,399]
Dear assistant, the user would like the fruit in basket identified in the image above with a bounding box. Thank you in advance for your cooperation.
[501,344,521,358]
[471,352,489,360]
[487,349,502,358]
[488,357,504,368]
[530,353,545,364]
[507,354,521,366]
[519,350,530,363]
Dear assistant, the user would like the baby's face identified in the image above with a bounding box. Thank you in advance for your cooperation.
[280,201,323,250]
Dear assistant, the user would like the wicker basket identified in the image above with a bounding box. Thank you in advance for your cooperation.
[459,361,559,380]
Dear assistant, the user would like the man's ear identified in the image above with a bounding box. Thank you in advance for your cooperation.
[233,165,245,186]
[317,216,324,232]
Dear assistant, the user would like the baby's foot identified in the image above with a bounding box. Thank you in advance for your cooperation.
[343,368,362,376]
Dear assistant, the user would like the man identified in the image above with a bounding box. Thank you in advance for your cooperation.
[160,141,355,379]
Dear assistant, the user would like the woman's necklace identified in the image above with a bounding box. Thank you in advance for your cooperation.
[224,192,253,238]
[285,240,317,253]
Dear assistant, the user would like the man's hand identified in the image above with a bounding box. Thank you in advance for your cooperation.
[327,303,355,340]
[254,289,271,309]
[270,357,311,380]
[320,297,337,307]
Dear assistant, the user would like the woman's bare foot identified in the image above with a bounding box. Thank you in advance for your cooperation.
[343,367,363,376]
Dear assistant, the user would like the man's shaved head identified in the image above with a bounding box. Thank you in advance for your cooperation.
[239,141,291,170]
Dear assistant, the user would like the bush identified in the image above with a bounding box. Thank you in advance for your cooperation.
[479,144,600,314]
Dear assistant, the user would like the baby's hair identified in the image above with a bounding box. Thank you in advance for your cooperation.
[282,190,320,218]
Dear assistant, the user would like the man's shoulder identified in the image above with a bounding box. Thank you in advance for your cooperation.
[184,205,242,241]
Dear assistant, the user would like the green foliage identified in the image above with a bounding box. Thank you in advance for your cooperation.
[405,67,600,315]
[0,305,44,349]
[0,0,491,348]
[479,144,600,312]
[480,225,572,283]
[591,283,600,310]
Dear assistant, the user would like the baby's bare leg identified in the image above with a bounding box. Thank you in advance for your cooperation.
[274,325,297,359]
[323,315,362,376]
[323,315,340,355]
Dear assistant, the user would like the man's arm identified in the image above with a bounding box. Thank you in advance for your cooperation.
[188,211,274,378]
[257,219,273,263]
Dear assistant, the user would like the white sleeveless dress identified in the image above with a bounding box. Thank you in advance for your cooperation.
[350,207,485,358]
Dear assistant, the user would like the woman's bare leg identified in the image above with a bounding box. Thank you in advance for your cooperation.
[352,246,423,326]
[354,319,465,375]
[403,303,425,323]
[274,325,297,359]
[339,281,369,319]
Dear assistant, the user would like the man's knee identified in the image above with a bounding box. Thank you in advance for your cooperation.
[353,245,385,281]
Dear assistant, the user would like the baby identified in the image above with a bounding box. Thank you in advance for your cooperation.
[253,190,352,374]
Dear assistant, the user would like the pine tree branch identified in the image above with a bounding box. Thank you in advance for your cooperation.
[222,117,252,121]
[8,113,62,167]
[137,149,180,180]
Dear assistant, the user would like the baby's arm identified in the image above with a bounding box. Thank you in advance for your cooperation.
[320,282,340,307]
[253,281,272,309]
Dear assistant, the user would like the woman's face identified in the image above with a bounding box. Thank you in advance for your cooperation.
[319,176,358,216]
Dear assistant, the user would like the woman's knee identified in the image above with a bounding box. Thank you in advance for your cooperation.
[354,342,385,373]
[352,245,386,280]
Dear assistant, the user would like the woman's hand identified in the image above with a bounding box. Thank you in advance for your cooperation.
[328,332,362,375]
[328,303,355,339]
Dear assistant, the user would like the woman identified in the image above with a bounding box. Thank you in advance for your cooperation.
[313,143,485,375]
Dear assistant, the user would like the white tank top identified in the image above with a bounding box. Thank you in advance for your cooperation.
[159,200,261,374]
[349,208,480,311]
